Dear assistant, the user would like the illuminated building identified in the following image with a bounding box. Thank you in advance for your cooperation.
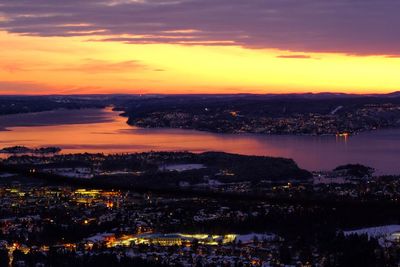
[108,233,237,247]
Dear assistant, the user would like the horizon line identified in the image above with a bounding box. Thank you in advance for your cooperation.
[0,91,400,97]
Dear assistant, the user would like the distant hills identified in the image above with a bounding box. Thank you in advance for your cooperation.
[2,93,400,136]
[2,91,400,99]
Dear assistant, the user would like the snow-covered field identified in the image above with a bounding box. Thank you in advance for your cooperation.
[344,225,400,246]
[161,164,206,172]
[235,233,278,244]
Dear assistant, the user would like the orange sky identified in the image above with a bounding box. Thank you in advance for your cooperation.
[0,30,400,95]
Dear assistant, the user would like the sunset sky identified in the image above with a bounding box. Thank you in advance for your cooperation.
[0,0,399,95]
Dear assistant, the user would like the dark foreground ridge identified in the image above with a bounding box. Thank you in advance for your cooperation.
[0,146,61,154]
[0,151,312,192]
[2,150,400,266]
[1,155,400,266]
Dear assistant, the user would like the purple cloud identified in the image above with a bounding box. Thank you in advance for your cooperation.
[0,0,399,55]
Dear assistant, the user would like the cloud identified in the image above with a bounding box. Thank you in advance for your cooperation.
[276,55,312,59]
[385,55,400,58]
[0,0,399,55]
[0,81,54,94]
[0,58,149,74]
[54,59,147,73]
[0,63,27,72]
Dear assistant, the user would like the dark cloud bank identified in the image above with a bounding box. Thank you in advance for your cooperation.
[0,0,399,55]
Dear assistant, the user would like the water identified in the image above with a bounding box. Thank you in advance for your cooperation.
[0,108,399,174]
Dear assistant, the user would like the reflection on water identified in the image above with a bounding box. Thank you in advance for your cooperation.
[0,108,399,174]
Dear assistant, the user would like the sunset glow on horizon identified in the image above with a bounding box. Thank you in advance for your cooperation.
[1,0,400,95]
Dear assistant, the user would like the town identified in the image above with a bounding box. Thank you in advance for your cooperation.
[123,95,400,136]
[1,151,400,266]
[1,182,400,267]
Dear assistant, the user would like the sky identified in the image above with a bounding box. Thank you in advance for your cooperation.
[0,0,399,95]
